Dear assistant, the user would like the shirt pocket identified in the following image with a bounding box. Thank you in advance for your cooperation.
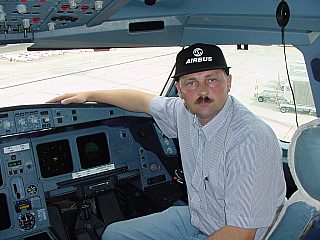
[204,183,226,221]
[191,168,208,210]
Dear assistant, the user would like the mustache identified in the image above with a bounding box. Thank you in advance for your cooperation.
[194,96,214,104]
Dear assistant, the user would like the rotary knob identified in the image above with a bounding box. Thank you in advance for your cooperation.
[2,120,11,129]
[18,118,26,125]
[26,184,38,195]
[18,212,36,230]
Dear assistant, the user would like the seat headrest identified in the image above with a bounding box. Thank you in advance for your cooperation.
[289,119,320,202]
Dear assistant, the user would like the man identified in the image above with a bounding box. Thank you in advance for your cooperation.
[47,43,286,240]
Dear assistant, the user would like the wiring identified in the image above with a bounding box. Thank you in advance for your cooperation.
[281,28,299,128]
[277,0,299,128]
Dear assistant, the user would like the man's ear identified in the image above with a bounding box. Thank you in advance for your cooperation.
[227,74,232,91]
[175,81,182,97]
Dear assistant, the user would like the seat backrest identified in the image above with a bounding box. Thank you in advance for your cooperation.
[266,119,320,240]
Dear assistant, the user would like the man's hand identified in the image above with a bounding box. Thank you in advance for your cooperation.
[206,225,256,240]
[46,89,155,115]
[46,92,89,104]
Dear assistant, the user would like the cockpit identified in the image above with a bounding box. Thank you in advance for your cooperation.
[0,1,320,239]
[0,103,183,239]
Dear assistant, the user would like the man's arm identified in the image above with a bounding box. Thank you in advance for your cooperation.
[206,225,256,240]
[46,89,156,115]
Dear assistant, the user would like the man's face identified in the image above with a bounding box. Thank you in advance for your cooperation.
[175,69,232,125]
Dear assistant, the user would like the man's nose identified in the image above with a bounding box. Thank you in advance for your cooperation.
[198,82,209,96]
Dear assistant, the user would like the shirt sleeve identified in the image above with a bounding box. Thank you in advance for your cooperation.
[150,96,180,138]
[224,133,283,228]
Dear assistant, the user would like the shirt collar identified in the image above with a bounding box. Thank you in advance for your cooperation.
[191,96,233,141]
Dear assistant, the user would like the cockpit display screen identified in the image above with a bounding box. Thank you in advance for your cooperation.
[37,140,74,178]
[76,133,110,169]
[0,168,2,187]
[0,193,11,230]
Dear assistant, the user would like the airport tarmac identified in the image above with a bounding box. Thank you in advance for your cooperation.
[0,44,316,142]
[0,44,179,104]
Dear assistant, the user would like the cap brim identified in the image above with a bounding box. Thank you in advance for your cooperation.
[172,66,230,79]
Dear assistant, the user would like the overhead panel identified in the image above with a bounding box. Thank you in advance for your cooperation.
[0,0,119,44]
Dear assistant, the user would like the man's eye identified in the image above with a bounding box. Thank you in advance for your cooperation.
[187,81,196,86]
[208,78,216,83]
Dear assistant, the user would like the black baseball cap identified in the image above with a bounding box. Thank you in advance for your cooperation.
[172,43,230,80]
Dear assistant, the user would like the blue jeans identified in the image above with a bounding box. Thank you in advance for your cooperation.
[101,206,208,240]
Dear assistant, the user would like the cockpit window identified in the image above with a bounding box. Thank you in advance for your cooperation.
[219,45,316,142]
[0,44,316,142]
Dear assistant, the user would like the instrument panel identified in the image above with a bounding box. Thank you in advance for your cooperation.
[0,0,130,44]
[0,103,179,240]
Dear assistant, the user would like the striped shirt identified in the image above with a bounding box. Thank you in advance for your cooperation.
[150,95,286,240]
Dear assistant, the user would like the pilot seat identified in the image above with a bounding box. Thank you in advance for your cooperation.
[266,119,320,240]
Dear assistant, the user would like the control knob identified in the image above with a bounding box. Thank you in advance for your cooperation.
[2,120,11,129]
[18,212,36,230]
[42,117,50,123]
[18,118,26,125]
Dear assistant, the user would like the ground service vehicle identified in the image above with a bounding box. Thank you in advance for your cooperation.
[0,1,320,240]
[279,101,316,115]
[257,89,283,103]
[280,71,316,114]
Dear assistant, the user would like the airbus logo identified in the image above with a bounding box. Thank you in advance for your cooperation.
[186,47,212,64]
[193,48,203,57]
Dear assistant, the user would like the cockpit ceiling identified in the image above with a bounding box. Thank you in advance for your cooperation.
[0,0,319,49]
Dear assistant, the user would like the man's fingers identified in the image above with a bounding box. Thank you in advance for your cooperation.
[46,93,77,104]
[60,96,82,104]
